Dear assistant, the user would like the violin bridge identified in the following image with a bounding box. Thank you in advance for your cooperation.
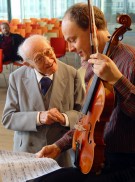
[74,123,86,131]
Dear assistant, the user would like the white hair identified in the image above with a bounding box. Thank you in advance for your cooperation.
[18,35,50,61]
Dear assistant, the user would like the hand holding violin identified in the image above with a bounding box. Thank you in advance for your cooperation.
[36,144,61,159]
[88,53,123,85]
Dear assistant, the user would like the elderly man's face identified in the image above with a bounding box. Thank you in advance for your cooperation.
[33,48,58,75]
[26,42,58,76]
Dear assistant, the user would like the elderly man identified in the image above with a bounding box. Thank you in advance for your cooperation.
[2,35,85,167]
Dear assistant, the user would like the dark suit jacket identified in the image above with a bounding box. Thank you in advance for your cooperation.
[0,33,24,61]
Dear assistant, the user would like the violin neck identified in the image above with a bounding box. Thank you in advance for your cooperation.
[81,39,112,115]
[82,74,100,114]
[103,40,111,55]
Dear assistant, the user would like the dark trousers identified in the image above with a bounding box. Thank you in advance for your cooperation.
[27,153,135,182]
[27,166,135,182]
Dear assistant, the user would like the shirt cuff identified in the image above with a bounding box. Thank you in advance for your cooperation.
[36,112,43,126]
[62,113,69,127]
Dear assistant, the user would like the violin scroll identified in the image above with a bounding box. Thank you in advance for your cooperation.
[117,14,131,28]
[111,14,131,45]
[104,14,132,56]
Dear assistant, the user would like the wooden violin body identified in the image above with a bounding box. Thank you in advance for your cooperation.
[72,76,114,174]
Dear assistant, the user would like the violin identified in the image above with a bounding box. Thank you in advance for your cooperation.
[72,4,132,174]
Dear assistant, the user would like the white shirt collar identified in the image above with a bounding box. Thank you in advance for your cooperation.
[34,69,53,83]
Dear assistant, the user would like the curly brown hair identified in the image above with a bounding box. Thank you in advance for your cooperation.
[63,3,107,31]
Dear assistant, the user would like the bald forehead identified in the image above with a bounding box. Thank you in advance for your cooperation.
[22,36,51,60]
[62,18,80,41]
[25,36,49,49]
[24,38,50,56]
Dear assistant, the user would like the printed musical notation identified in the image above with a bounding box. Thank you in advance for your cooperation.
[0,150,61,182]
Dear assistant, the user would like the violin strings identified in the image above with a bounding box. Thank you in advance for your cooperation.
[108,44,119,58]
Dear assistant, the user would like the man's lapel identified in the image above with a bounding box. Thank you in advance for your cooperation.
[49,62,68,108]
[22,68,45,111]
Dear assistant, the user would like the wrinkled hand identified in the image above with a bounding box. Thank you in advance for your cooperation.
[39,108,65,125]
[36,144,61,159]
[88,53,123,85]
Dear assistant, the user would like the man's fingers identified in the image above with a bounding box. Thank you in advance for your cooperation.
[36,147,47,158]
[36,151,43,158]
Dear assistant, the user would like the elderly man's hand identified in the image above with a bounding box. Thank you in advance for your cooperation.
[39,108,66,125]
[36,144,61,159]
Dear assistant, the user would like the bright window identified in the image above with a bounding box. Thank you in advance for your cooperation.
[0,0,134,45]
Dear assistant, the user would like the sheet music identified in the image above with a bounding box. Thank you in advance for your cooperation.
[0,150,61,182]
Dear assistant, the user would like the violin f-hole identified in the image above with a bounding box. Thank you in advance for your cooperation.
[88,122,92,144]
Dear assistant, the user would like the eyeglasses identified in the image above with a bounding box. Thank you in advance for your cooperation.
[34,48,55,64]
[26,47,53,61]
[43,48,54,57]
